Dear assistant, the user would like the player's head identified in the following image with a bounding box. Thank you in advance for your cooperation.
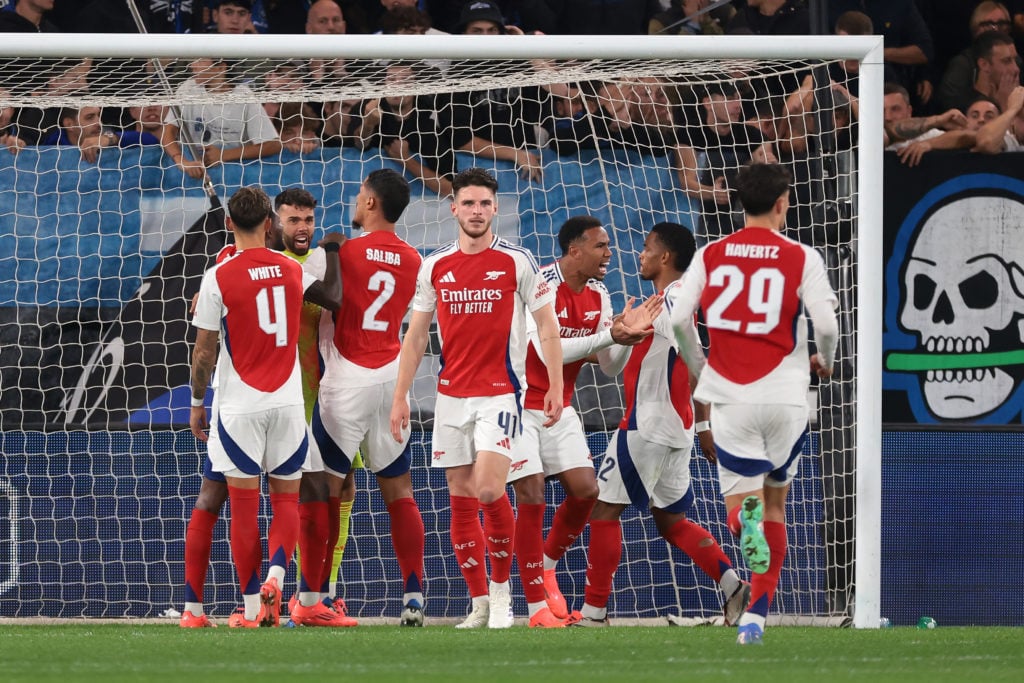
[734,163,792,224]
[273,187,317,255]
[451,167,498,240]
[640,222,695,281]
[355,168,411,228]
[227,186,273,235]
[558,215,611,281]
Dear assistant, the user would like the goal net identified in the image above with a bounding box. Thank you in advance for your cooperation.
[0,34,883,627]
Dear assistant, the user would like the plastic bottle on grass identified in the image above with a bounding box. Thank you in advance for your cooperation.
[917,616,937,629]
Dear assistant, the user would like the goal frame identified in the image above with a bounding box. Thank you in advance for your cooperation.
[0,32,884,629]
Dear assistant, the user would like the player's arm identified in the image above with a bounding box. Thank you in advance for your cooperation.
[390,309,432,442]
[189,328,218,442]
[803,250,840,379]
[596,293,663,375]
[669,255,708,377]
[693,398,716,465]
[532,302,564,427]
[302,237,344,310]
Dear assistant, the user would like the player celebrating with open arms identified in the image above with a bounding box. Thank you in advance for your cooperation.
[669,163,838,645]
[189,186,342,628]
[390,167,564,629]
[570,222,750,628]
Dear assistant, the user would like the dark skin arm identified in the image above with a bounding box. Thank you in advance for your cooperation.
[302,233,345,311]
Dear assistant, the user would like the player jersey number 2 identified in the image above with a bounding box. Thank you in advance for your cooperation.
[256,285,288,346]
[705,265,784,334]
[362,270,395,331]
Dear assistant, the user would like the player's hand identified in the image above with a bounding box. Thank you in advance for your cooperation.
[319,232,347,249]
[697,429,716,465]
[390,395,410,443]
[810,353,833,379]
[541,387,563,427]
[612,294,663,344]
[189,405,209,442]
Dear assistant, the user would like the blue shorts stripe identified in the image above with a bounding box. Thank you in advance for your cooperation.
[217,417,261,476]
[769,426,808,483]
[312,403,352,475]
[660,485,694,515]
[717,443,774,478]
[378,442,412,478]
[270,431,308,477]
[202,455,226,483]
[616,430,650,509]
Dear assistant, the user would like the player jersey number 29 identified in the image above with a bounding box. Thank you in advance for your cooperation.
[362,270,396,332]
[705,265,784,335]
[256,285,288,346]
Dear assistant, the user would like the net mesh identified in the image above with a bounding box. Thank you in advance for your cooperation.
[0,46,858,623]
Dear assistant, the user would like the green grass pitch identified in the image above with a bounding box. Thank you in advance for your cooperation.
[0,624,1021,682]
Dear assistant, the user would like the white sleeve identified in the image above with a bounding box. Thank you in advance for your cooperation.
[800,246,839,370]
[669,249,707,350]
[593,286,630,375]
[301,270,318,293]
[411,259,437,313]
[303,247,327,280]
[192,268,223,331]
[519,252,556,313]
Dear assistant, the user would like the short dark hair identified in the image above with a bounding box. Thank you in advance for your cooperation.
[835,10,873,35]
[228,186,272,232]
[884,82,911,102]
[649,222,696,272]
[364,168,411,223]
[557,215,604,255]
[975,30,1015,60]
[274,187,317,211]
[452,167,498,197]
[734,163,792,216]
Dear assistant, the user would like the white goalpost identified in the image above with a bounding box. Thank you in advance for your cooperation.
[0,33,883,628]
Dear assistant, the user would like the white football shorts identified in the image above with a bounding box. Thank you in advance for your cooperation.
[595,428,695,514]
[711,402,809,496]
[430,393,522,468]
[507,406,592,484]
[207,404,309,480]
[314,381,411,476]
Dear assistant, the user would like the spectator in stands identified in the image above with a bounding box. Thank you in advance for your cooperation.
[275,101,323,154]
[146,1,205,33]
[446,1,545,180]
[726,0,809,36]
[974,86,1024,152]
[517,0,661,35]
[42,106,116,163]
[320,98,360,147]
[939,29,1022,115]
[161,57,282,179]
[121,105,166,145]
[263,60,309,121]
[379,4,432,33]
[546,79,675,157]
[830,0,935,111]
[208,0,255,33]
[0,0,59,31]
[307,0,346,33]
[648,0,731,35]
[937,3,1021,113]
[348,60,461,196]
[674,81,776,244]
[883,82,975,165]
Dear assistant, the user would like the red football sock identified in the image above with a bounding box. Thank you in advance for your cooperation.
[514,502,546,603]
[298,500,328,592]
[481,494,516,584]
[227,486,261,594]
[268,491,300,573]
[543,495,595,562]
[583,519,622,609]
[727,504,742,538]
[663,517,731,583]
[183,507,218,604]
[450,495,488,598]
[387,497,425,594]
[747,521,787,619]
[321,495,342,593]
